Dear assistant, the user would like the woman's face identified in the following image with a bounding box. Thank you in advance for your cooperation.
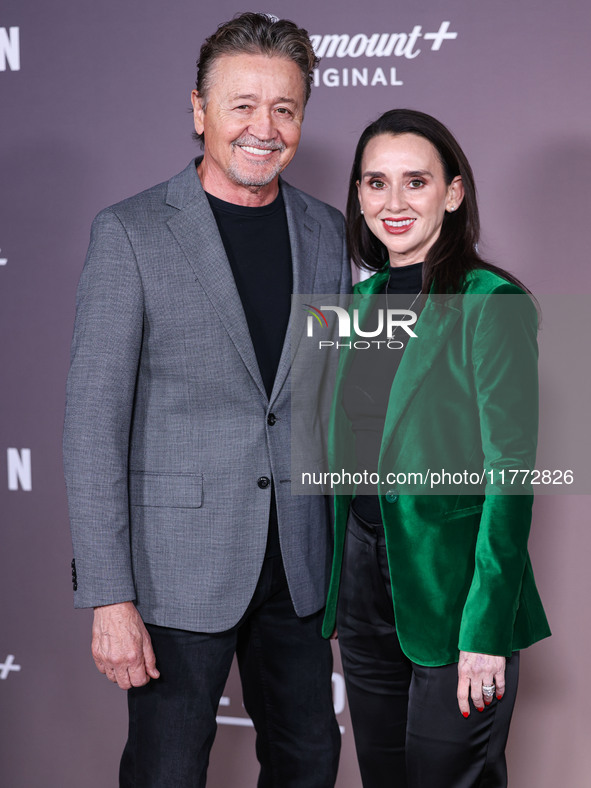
[357,132,464,267]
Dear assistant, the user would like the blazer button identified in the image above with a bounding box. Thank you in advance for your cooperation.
[385,489,399,503]
[257,476,271,489]
[267,413,277,426]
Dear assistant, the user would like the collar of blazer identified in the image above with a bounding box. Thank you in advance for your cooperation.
[164,158,323,404]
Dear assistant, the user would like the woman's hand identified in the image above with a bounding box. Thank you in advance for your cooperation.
[457,650,505,717]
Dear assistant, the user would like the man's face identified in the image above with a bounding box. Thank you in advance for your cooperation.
[192,53,305,201]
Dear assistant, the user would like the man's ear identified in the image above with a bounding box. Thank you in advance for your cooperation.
[191,90,205,136]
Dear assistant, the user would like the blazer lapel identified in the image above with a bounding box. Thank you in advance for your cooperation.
[269,181,321,404]
[379,294,462,461]
[165,161,267,399]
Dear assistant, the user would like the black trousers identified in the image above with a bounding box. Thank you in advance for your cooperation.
[337,507,519,788]
[119,552,340,788]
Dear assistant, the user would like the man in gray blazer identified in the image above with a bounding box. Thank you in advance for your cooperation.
[63,12,350,788]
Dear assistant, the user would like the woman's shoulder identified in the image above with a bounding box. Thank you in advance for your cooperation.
[460,267,537,333]
[462,267,526,295]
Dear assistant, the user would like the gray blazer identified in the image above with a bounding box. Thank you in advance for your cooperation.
[63,159,351,632]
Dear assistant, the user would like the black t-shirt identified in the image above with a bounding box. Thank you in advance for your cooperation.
[206,188,293,557]
[206,189,292,398]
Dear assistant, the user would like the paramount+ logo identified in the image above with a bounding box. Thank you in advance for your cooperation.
[310,21,457,88]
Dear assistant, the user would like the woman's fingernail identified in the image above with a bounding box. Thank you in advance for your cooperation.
[496,694,503,700]
[484,699,492,705]
[462,711,469,718]
[477,706,484,712]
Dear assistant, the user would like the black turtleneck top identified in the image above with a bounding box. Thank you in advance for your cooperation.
[343,261,424,523]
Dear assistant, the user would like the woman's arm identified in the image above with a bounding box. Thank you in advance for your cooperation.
[456,285,538,712]
[457,651,505,716]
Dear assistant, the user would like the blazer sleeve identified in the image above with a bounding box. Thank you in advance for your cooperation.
[458,285,539,656]
[63,208,144,608]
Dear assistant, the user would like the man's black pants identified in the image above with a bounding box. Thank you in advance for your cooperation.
[119,552,340,787]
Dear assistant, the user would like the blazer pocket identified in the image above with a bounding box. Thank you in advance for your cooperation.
[442,503,484,521]
[129,471,203,508]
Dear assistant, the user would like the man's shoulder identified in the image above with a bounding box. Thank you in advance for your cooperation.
[93,160,201,228]
[280,180,345,230]
[98,181,168,223]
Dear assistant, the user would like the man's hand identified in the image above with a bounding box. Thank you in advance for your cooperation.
[91,601,160,690]
[457,650,505,717]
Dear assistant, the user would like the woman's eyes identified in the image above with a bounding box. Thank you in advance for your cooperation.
[368,178,426,190]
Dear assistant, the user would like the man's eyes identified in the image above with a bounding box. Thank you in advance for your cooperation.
[232,105,294,116]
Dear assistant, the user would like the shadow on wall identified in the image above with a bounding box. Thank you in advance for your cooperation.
[501,137,591,292]
[503,139,591,787]
[507,496,589,788]
[504,141,590,784]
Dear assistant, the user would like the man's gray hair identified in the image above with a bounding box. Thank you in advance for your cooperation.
[193,12,319,145]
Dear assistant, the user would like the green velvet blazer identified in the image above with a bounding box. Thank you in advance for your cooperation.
[322,267,551,666]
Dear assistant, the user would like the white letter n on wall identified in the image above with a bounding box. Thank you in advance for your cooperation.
[7,449,32,491]
[0,27,20,72]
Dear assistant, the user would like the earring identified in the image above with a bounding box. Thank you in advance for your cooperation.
[360,209,364,215]
[448,204,456,212]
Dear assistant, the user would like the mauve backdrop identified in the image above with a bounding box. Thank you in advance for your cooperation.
[1,0,590,786]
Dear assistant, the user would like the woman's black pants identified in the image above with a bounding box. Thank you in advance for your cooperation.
[336,507,520,788]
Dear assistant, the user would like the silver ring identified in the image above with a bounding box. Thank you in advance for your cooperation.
[482,683,495,695]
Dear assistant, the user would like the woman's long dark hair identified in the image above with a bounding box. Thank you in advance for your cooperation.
[347,109,528,294]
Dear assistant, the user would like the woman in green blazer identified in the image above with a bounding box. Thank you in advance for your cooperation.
[323,110,550,787]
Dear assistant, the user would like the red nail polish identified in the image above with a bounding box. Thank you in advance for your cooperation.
[496,694,503,700]
[484,700,492,705]
[462,711,469,718]
[477,706,484,712]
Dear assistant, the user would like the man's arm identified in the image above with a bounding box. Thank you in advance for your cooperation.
[64,208,158,687]
[92,602,159,689]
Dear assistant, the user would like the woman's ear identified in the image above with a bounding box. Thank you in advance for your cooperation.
[446,176,464,212]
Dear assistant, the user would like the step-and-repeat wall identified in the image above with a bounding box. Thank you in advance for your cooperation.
[1,0,590,785]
